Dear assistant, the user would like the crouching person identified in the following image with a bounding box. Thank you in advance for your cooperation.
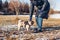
[30,0,50,32]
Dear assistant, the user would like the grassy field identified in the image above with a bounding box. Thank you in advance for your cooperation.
[0,15,60,40]
[0,15,60,27]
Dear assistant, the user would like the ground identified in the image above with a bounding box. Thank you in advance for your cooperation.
[0,15,60,40]
[20,27,60,40]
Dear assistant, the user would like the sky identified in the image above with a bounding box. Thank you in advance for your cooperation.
[48,0,60,11]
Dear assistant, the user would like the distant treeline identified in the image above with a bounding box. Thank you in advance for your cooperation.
[0,0,57,15]
[0,0,30,15]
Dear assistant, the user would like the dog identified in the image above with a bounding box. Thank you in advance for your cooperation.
[18,20,25,31]
[24,21,30,31]
[18,20,34,31]
[24,21,34,31]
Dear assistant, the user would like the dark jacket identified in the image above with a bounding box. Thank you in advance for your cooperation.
[30,0,50,21]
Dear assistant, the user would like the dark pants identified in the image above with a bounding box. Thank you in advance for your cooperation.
[35,16,43,31]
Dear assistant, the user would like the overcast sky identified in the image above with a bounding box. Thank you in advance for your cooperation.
[2,0,60,11]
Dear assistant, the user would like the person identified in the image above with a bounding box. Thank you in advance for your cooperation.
[29,0,50,32]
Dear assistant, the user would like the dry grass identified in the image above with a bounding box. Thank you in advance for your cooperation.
[0,15,60,40]
[0,15,60,27]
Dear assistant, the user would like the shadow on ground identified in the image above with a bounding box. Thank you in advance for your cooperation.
[20,26,60,33]
[43,26,60,31]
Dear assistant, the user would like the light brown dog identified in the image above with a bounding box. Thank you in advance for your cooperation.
[18,20,25,31]
[18,20,34,31]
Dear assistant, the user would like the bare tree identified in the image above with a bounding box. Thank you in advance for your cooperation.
[10,0,20,15]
